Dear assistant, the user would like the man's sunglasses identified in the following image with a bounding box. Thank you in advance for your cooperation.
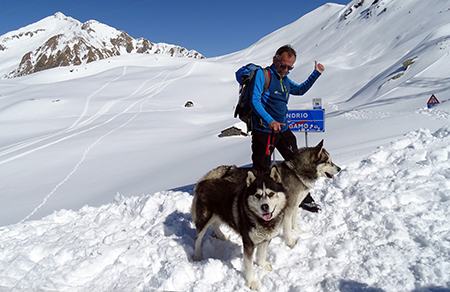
[279,63,294,71]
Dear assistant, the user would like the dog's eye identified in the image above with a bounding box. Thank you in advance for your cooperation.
[255,194,262,200]
[267,192,275,198]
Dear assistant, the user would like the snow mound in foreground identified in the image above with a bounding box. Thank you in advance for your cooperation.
[1,127,449,292]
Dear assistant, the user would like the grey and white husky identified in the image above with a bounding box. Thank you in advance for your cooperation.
[273,139,341,247]
[191,166,287,291]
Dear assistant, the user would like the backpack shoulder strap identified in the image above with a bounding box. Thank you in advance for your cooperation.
[262,68,271,95]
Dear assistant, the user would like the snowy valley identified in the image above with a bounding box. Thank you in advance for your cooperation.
[1,0,450,291]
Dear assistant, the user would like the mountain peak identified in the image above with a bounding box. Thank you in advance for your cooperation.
[0,13,204,79]
[53,12,69,20]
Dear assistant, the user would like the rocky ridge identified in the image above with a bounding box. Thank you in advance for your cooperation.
[0,12,204,78]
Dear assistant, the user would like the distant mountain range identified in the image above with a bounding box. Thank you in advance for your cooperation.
[0,12,204,79]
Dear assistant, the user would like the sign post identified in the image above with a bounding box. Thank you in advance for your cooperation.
[313,98,322,109]
[286,109,325,147]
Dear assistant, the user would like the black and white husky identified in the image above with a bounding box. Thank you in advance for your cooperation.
[191,166,287,291]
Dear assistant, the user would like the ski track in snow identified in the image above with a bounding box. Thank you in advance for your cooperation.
[1,126,449,291]
[67,66,129,130]
[0,68,160,164]
[0,63,198,223]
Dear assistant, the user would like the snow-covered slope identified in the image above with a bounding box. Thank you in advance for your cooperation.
[0,12,204,78]
[0,0,450,291]
[1,127,449,291]
[218,0,450,111]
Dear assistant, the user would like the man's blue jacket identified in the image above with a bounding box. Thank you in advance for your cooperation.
[251,64,321,133]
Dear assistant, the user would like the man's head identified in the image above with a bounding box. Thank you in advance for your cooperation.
[273,45,296,78]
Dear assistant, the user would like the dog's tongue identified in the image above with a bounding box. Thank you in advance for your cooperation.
[262,213,272,221]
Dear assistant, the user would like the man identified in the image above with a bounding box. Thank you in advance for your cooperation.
[250,45,324,212]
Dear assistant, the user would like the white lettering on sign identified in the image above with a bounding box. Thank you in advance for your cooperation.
[289,123,308,129]
[286,112,309,119]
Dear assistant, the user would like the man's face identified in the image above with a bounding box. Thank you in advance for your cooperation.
[273,52,296,78]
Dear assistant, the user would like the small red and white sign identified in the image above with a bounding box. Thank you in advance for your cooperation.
[427,94,440,108]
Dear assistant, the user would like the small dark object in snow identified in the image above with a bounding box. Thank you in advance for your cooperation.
[185,101,194,107]
[220,126,248,137]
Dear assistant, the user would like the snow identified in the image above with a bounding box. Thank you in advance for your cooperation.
[1,128,450,291]
[1,0,450,291]
[0,12,202,79]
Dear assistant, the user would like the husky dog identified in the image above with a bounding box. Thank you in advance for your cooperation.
[275,139,341,247]
[191,166,287,291]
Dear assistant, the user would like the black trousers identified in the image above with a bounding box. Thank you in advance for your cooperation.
[251,129,298,173]
[251,129,315,205]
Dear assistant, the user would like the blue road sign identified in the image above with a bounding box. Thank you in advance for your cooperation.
[286,109,325,132]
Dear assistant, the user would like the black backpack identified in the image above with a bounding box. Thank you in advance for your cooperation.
[234,64,271,132]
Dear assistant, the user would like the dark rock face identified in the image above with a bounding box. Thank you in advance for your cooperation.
[2,13,204,78]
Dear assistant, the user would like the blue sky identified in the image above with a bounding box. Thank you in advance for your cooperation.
[1,0,350,58]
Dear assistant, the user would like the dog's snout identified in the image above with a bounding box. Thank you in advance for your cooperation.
[261,204,269,212]
[337,165,341,172]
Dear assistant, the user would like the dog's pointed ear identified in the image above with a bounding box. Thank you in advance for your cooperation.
[315,139,324,156]
[246,171,256,187]
[315,139,324,150]
[269,166,282,184]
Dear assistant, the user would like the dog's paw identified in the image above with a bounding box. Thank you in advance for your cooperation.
[293,226,304,234]
[260,262,272,271]
[286,238,298,249]
[247,280,259,291]
[213,232,229,241]
[193,254,202,262]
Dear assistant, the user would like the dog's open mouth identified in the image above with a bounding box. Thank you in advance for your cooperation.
[262,213,272,221]
[325,172,335,179]
[262,208,275,221]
